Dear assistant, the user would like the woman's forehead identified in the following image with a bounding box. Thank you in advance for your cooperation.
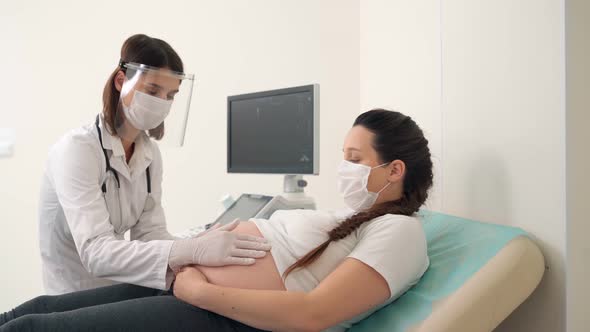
[344,126,375,151]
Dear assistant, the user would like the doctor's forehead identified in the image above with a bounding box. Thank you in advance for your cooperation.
[343,125,375,152]
[141,72,181,90]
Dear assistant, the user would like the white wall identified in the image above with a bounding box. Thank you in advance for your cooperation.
[0,0,360,311]
[565,0,590,331]
[360,0,443,211]
[361,1,566,331]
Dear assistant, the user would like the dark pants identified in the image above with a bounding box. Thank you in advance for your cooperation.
[0,283,267,332]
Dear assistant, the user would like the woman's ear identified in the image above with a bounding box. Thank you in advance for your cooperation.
[114,70,125,92]
[387,160,406,183]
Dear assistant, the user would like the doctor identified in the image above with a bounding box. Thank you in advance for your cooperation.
[38,34,271,295]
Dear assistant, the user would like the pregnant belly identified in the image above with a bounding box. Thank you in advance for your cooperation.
[196,221,286,291]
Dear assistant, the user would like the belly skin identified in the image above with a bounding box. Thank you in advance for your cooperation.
[196,221,286,291]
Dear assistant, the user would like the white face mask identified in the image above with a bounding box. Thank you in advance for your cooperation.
[337,160,392,211]
[123,90,172,131]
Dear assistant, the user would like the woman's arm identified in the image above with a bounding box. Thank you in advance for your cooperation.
[174,258,390,332]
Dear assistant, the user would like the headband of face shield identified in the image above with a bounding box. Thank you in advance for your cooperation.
[115,62,195,147]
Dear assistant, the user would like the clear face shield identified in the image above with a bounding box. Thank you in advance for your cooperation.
[115,62,195,147]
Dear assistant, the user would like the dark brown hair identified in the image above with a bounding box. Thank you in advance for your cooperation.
[283,109,434,277]
[102,34,184,140]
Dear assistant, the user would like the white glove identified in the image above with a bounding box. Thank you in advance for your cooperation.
[168,219,271,270]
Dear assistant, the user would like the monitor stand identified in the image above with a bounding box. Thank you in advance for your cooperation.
[283,175,307,193]
[280,174,317,209]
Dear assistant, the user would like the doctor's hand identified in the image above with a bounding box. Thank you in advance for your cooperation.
[168,219,271,270]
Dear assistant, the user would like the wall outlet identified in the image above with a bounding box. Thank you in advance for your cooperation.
[0,128,15,158]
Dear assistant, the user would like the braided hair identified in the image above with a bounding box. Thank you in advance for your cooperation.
[283,109,433,277]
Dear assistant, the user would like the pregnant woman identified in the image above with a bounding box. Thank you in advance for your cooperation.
[0,109,433,332]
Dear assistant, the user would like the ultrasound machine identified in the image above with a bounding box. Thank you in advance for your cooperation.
[176,84,319,238]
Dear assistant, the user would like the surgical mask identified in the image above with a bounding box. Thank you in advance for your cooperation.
[337,160,392,211]
[123,90,172,130]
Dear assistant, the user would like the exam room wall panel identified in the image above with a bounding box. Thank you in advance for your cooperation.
[0,0,360,311]
[441,1,565,331]
[360,0,566,331]
[565,0,590,330]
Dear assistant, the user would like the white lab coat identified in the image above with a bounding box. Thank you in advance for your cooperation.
[38,115,175,295]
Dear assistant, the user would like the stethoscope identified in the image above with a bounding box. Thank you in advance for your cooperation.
[95,115,155,224]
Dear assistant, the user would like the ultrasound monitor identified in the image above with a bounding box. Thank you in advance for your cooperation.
[227,84,319,175]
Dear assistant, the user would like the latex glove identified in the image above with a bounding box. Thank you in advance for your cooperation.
[168,219,271,270]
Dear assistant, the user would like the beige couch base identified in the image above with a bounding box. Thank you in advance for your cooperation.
[408,236,545,332]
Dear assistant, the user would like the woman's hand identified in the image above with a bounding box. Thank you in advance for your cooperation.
[173,266,209,302]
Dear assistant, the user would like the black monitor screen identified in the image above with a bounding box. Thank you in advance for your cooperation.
[228,85,317,174]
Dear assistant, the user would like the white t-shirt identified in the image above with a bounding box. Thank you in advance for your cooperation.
[251,209,429,332]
